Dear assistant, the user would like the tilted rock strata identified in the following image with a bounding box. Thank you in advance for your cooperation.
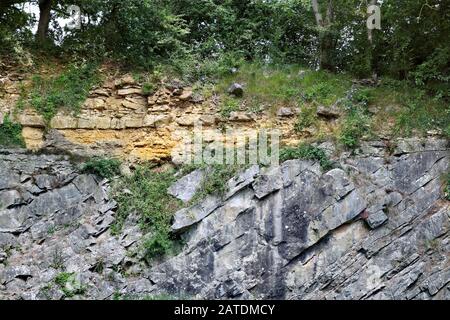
[0,138,449,300]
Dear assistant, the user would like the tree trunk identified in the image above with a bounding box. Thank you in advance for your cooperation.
[320,34,334,71]
[36,0,52,43]
[311,0,324,26]
[367,0,378,81]
[311,0,335,71]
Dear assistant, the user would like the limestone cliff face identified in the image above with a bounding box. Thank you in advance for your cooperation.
[0,138,448,300]
[1,74,305,164]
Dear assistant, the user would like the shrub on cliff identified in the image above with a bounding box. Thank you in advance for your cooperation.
[20,62,100,124]
[82,158,121,179]
[111,166,182,260]
[0,115,25,148]
[280,144,333,171]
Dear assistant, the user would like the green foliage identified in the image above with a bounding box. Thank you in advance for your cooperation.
[112,166,182,259]
[336,88,373,149]
[378,1,450,82]
[192,164,243,203]
[142,82,156,96]
[220,97,241,118]
[353,88,373,105]
[54,272,73,287]
[300,71,352,107]
[0,115,25,148]
[22,63,99,124]
[168,51,245,84]
[413,47,450,91]
[54,272,86,298]
[2,0,449,144]
[280,144,333,171]
[394,92,450,137]
[295,106,318,132]
[339,108,370,149]
[2,0,450,95]
[142,230,173,261]
[0,4,34,58]
[81,158,121,179]
[218,63,305,109]
[59,0,190,69]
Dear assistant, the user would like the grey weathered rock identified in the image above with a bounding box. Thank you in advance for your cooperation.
[366,210,388,229]
[227,83,244,97]
[168,169,204,203]
[228,112,253,122]
[252,169,283,199]
[147,138,449,300]
[316,105,341,118]
[171,195,222,232]
[0,137,449,300]
[225,165,259,199]
[277,107,296,117]
[0,190,23,208]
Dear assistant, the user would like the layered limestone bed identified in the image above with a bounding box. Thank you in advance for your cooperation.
[0,73,307,163]
[0,138,448,300]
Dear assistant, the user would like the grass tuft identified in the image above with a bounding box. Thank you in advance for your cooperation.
[81,158,121,179]
[18,62,99,125]
[280,144,333,171]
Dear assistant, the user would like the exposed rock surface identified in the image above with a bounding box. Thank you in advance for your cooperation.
[159,139,449,300]
[0,137,449,300]
[168,169,204,203]
[316,105,341,119]
[0,150,146,299]
[0,73,301,163]
[227,83,244,97]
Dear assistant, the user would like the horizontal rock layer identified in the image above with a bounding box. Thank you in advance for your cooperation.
[1,74,305,163]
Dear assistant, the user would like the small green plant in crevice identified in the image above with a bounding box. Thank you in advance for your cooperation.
[280,144,333,171]
[142,229,174,261]
[142,82,156,95]
[111,166,182,260]
[335,86,374,150]
[338,108,371,149]
[47,225,57,236]
[81,158,121,179]
[220,96,241,118]
[189,163,244,204]
[49,247,65,270]
[91,259,105,274]
[444,173,450,201]
[0,115,25,148]
[295,105,318,132]
[19,62,99,125]
[353,88,373,106]
[54,272,72,287]
[54,272,86,298]
[424,238,439,251]
[39,284,55,300]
